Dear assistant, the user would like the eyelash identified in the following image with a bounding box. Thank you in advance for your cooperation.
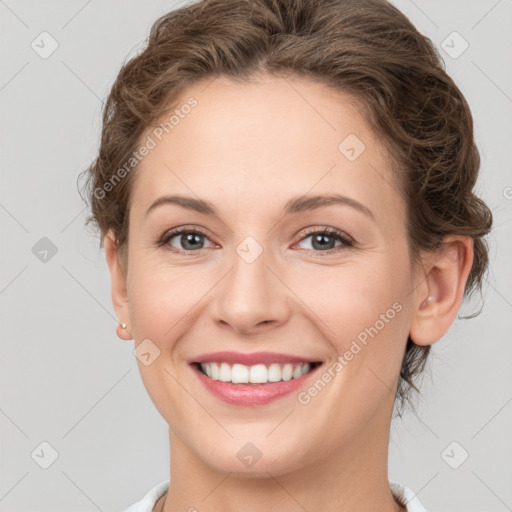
[157,225,354,256]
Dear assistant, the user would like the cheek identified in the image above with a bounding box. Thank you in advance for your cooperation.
[126,266,200,420]
[291,261,405,336]
[291,255,410,381]
[127,261,204,343]
[337,271,410,389]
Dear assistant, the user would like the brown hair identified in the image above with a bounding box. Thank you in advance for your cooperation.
[79,0,493,414]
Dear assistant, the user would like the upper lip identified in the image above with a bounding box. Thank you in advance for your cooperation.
[190,351,321,366]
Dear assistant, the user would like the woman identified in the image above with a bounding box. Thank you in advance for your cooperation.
[80,0,492,510]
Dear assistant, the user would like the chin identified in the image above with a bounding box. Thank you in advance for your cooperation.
[196,437,312,478]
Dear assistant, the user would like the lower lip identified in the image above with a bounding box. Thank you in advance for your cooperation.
[191,364,321,406]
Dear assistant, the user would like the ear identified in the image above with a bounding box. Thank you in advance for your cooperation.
[104,230,133,340]
[409,235,474,346]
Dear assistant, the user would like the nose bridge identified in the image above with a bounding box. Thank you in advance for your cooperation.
[212,235,290,332]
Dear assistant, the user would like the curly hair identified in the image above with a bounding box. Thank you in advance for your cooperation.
[78,0,493,414]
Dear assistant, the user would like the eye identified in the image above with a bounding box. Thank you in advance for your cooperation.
[157,225,354,255]
[294,227,354,254]
[158,227,215,253]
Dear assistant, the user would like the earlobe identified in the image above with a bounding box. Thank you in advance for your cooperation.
[104,230,133,340]
[409,236,474,347]
[116,321,132,341]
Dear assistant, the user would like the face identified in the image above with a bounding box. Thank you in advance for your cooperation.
[108,73,425,476]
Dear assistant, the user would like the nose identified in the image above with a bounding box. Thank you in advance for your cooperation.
[210,245,292,336]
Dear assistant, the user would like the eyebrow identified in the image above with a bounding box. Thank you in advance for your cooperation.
[144,193,375,220]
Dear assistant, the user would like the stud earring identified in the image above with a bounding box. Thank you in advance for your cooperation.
[120,323,127,329]
[420,296,434,309]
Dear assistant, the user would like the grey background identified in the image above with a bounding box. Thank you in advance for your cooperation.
[0,1,511,511]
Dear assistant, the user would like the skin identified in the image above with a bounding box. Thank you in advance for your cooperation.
[105,73,474,512]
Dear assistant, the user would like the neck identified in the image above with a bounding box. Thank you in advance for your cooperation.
[160,400,405,512]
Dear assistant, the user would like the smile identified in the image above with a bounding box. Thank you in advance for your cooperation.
[189,352,323,406]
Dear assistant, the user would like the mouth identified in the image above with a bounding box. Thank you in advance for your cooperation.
[189,352,323,406]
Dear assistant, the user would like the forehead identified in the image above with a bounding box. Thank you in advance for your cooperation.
[130,73,402,224]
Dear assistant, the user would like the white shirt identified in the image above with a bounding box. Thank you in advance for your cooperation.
[122,480,427,511]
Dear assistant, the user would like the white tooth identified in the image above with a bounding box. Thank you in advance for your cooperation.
[231,363,249,383]
[219,362,231,382]
[268,363,282,382]
[210,362,220,380]
[249,364,268,383]
[204,361,313,383]
[281,363,293,381]
[301,363,311,376]
[292,364,302,379]
[201,363,212,378]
